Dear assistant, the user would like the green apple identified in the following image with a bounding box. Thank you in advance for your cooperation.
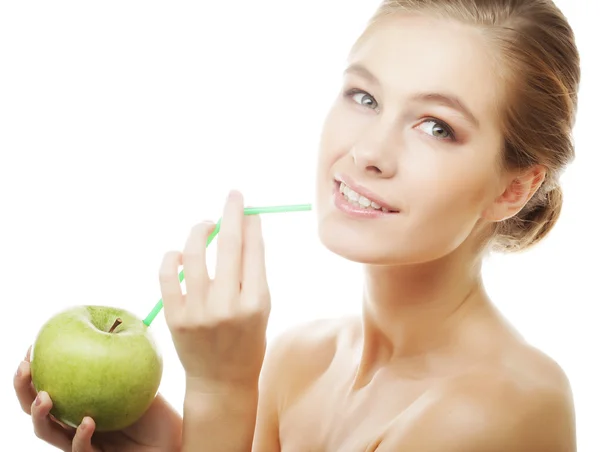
[30,305,163,432]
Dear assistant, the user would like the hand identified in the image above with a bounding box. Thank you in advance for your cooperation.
[160,190,271,392]
[14,347,182,452]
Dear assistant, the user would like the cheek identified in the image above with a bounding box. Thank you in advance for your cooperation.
[403,155,498,233]
[387,171,491,258]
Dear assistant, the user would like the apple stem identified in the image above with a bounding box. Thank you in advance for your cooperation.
[109,318,122,333]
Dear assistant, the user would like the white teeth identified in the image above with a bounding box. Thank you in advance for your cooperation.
[358,196,371,207]
[338,182,390,211]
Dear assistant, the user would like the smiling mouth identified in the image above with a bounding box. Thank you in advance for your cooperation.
[336,180,400,213]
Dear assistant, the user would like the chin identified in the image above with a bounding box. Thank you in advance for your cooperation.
[319,233,391,265]
[316,214,466,267]
[314,183,475,266]
[317,217,419,265]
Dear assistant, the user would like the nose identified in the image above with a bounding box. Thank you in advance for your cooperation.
[350,125,398,178]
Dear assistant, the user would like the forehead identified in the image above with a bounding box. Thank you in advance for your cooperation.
[349,13,503,119]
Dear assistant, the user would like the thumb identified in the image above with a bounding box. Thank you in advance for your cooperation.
[71,417,97,452]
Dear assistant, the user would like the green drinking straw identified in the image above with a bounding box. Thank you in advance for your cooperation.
[143,203,312,326]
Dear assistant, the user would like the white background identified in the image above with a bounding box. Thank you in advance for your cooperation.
[1,0,597,450]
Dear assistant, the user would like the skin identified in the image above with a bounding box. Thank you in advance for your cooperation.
[15,11,576,452]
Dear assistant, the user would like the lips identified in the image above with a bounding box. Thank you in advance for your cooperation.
[334,174,400,213]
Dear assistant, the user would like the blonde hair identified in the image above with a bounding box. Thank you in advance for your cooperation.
[360,0,580,253]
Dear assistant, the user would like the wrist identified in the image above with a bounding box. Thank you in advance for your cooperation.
[184,377,258,413]
[185,375,258,396]
[181,377,259,452]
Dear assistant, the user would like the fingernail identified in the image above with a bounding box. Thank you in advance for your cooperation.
[79,421,87,431]
[15,365,21,378]
[35,394,41,406]
[228,189,242,200]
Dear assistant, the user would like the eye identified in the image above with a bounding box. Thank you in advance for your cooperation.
[345,89,378,109]
[417,119,456,141]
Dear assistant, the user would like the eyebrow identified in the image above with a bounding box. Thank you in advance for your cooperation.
[344,63,379,85]
[412,93,480,128]
[344,63,480,128]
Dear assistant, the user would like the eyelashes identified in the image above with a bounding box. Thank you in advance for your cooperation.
[345,88,378,110]
[417,118,456,141]
[342,88,458,142]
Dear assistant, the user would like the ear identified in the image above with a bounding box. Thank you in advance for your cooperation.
[483,165,546,222]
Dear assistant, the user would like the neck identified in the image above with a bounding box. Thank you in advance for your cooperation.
[353,245,497,388]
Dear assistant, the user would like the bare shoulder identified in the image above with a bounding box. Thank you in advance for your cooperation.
[267,316,351,357]
[508,340,573,386]
[253,317,353,450]
[454,344,575,450]
[263,317,352,377]
[376,344,576,452]
[260,316,354,400]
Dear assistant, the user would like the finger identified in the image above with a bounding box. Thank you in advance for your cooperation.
[50,413,74,430]
[159,251,184,323]
[214,190,245,303]
[31,391,74,451]
[241,215,269,309]
[182,221,215,304]
[72,417,97,452]
[14,358,37,414]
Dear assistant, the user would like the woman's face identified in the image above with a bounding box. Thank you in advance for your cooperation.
[316,13,509,265]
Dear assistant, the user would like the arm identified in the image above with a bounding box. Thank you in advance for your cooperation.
[374,376,576,452]
[181,381,259,452]
[181,327,295,452]
[251,333,286,451]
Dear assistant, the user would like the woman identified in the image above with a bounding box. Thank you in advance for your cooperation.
[14,0,581,450]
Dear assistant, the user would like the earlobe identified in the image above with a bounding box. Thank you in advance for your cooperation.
[483,165,546,223]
